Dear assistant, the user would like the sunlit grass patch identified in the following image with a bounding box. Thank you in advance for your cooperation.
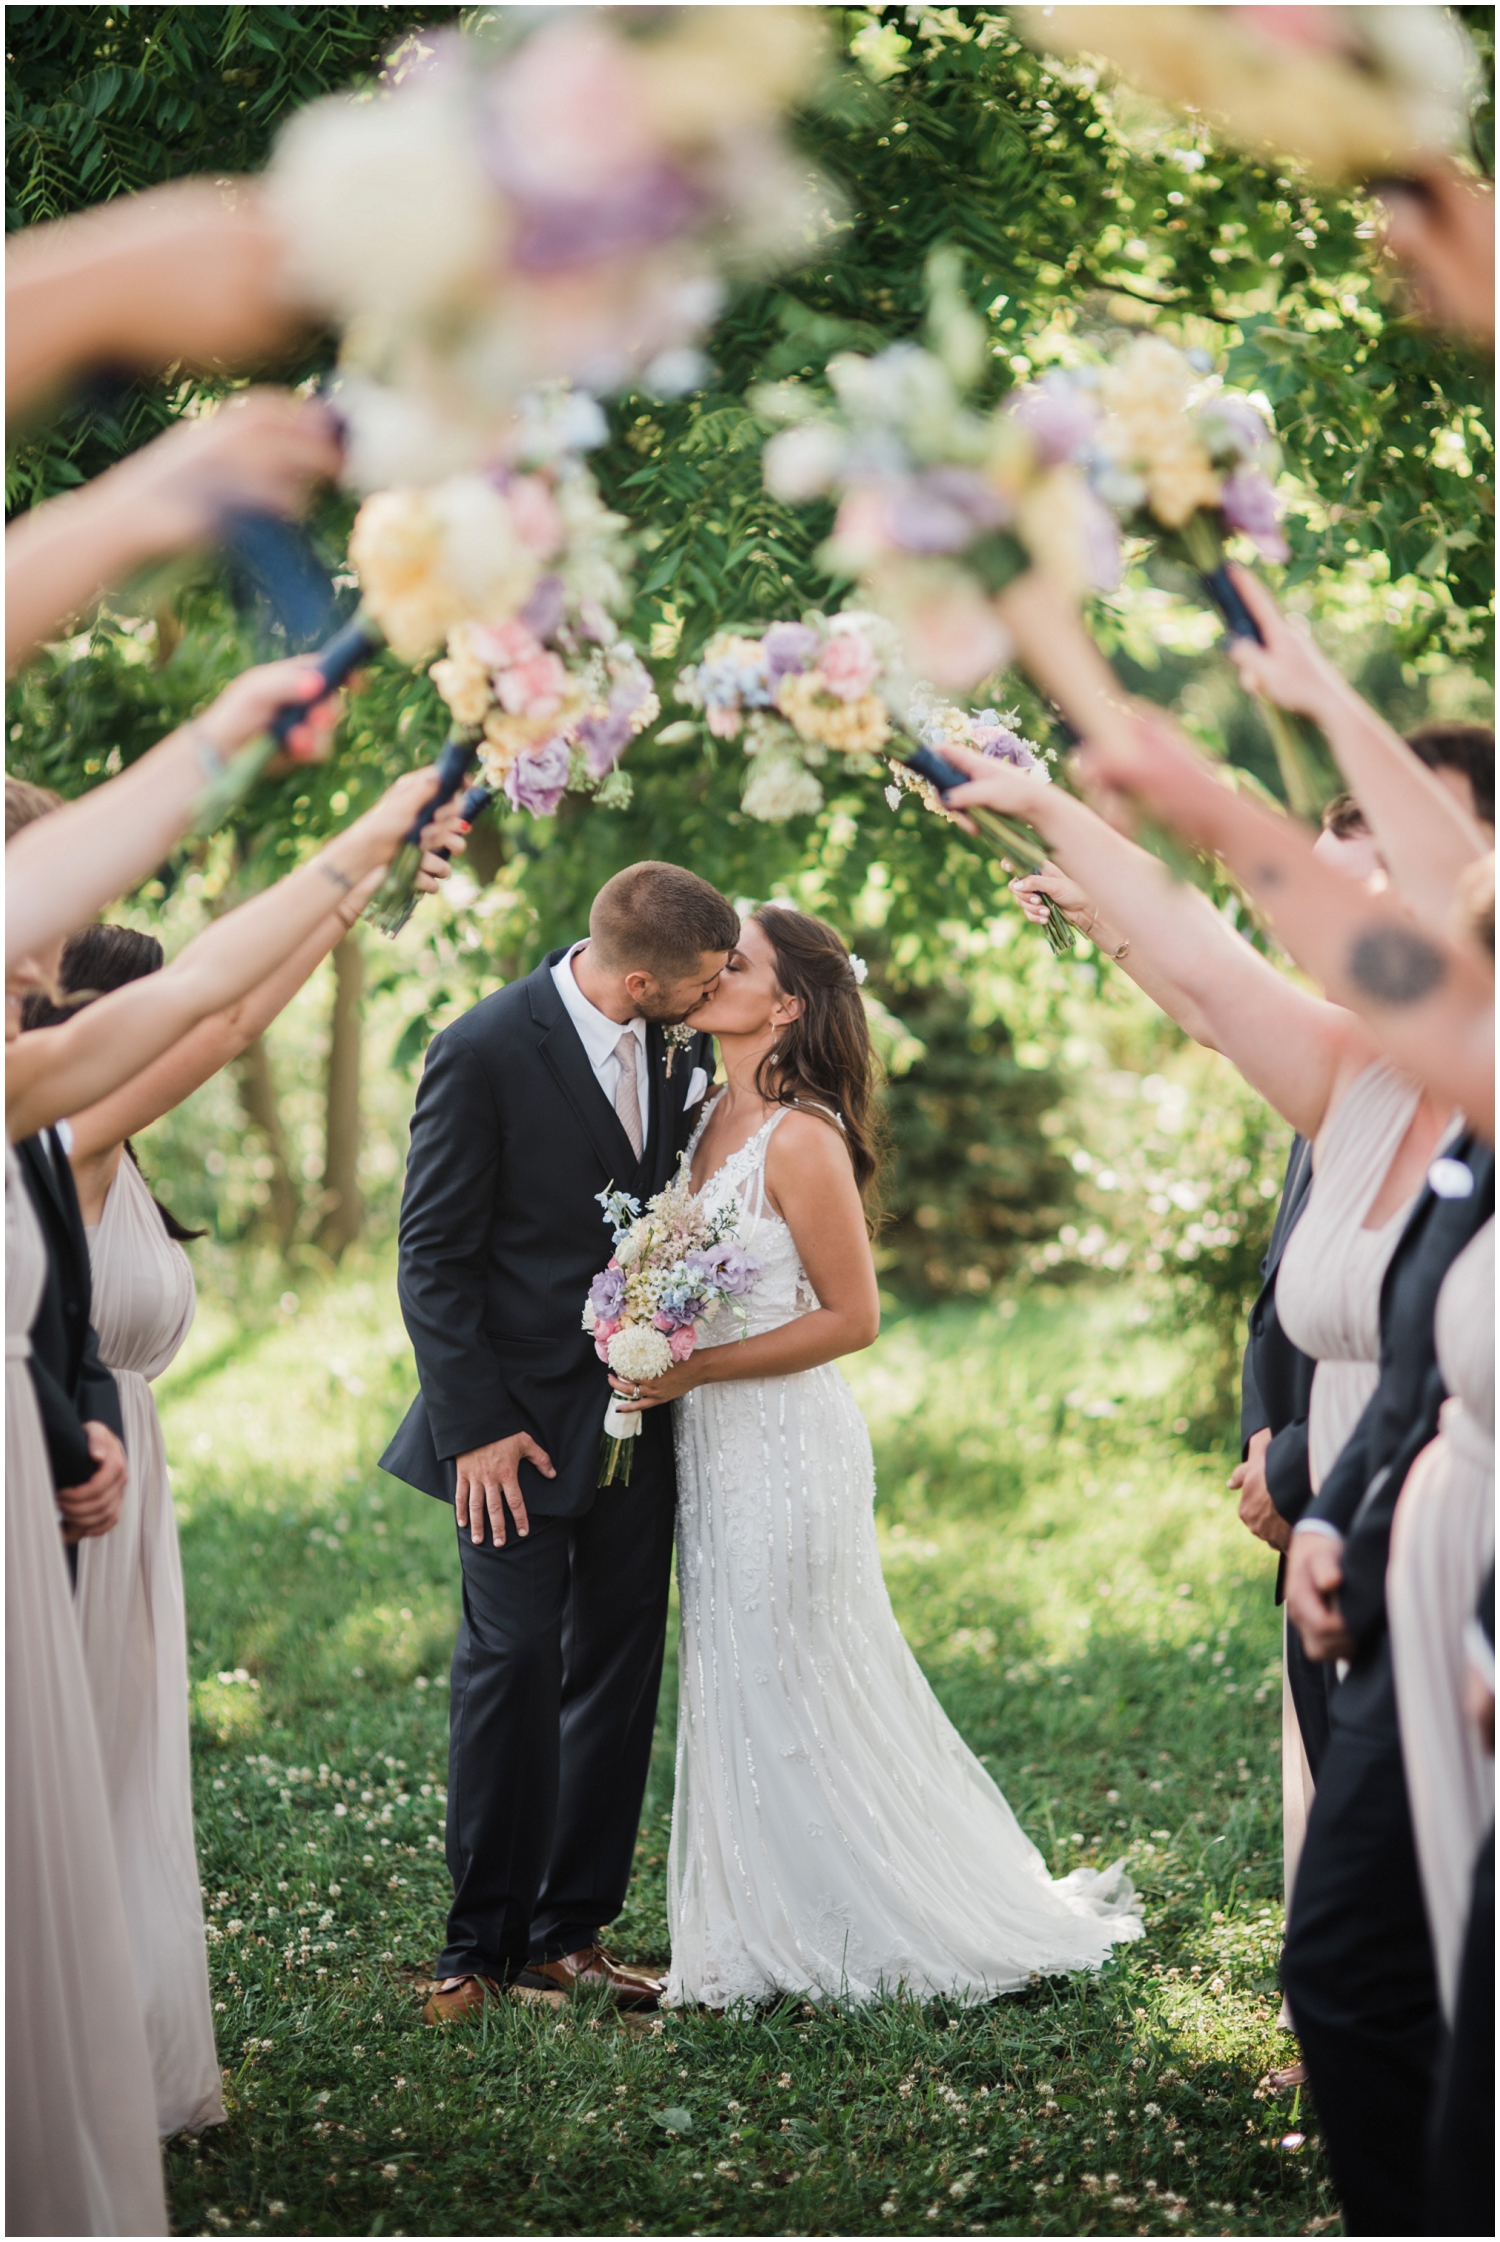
[159,1257,1339,2236]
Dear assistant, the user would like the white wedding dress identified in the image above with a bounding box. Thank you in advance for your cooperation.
[665,1101,1142,2009]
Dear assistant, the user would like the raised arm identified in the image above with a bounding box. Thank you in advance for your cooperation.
[7,769,463,1140]
[940,741,1378,1143]
[6,391,340,675]
[7,179,298,418]
[1074,708,1495,1139]
[1223,566,1486,929]
[66,831,462,1164]
[5,655,339,962]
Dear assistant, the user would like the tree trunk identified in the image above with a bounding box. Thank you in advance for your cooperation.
[235,1033,299,1251]
[316,930,364,1260]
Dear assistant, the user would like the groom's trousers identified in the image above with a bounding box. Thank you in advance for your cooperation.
[436,1413,676,1982]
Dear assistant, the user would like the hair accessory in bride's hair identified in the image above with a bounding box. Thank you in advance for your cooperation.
[846,953,868,985]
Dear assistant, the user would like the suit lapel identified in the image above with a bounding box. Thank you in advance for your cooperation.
[529,955,644,1188]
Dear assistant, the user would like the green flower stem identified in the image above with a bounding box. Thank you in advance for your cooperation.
[191,736,280,838]
[966,806,1076,956]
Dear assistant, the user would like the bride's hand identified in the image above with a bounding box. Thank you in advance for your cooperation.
[608,1362,702,1411]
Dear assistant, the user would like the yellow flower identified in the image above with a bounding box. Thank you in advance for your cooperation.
[429,653,492,729]
[776,672,889,755]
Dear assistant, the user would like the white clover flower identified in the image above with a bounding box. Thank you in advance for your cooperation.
[606,1325,674,1383]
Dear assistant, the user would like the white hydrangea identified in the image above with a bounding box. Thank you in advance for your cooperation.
[606,1325,674,1383]
[742,757,824,823]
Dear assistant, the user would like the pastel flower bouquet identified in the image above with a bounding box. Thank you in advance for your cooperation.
[758,335,1122,697]
[1083,337,1325,815]
[586,1176,761,1486]
[673,609,905,822]
[267,8,834,490]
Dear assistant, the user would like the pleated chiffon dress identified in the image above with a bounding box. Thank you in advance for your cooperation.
[78,1148,224,2137]
[5,1145,166,2235]
[1388,1215,1495,2019]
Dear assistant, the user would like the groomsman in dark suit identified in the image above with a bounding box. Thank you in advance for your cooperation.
[16,1122,127,1558]
[383,862,738,2021]
[1235,1133,1332,1769]
[1280,1131,1494,2238]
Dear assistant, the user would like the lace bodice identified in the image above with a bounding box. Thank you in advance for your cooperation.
[688,1097,819,1341]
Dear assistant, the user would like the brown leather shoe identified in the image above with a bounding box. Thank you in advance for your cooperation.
[422,1973,505,2026]
[519,1945,664,2010]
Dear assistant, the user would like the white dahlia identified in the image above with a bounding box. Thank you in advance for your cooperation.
[606,1325,674,1383]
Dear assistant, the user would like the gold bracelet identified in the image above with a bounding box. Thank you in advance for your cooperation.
[314,854,354,896]
[1113,937,1132,962]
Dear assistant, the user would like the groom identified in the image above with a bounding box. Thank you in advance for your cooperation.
[381,861,739,2020]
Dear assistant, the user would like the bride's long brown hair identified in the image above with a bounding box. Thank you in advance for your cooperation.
[751,905,882,1206]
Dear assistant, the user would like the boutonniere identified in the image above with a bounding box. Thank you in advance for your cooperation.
[662,1022,695,1080]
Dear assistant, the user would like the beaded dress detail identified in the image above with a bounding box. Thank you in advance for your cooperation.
[665,1100,1142,2010]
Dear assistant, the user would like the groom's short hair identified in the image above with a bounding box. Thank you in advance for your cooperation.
[590,861,739,979]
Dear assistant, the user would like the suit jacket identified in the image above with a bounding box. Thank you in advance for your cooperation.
[16,1129,124,1490]
[1241,1133,1316,1600]
[1306,1133,1494,1716]
[380,952,715,1518]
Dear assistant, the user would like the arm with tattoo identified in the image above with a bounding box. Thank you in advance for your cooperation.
[1075,709,1494,1138]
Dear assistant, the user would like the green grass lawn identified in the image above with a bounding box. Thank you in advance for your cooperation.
[158,1257,1338,2238]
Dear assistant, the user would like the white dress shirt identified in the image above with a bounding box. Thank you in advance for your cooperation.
[552,941,651,1145]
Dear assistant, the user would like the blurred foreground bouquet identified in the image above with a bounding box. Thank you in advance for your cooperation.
[758,290,1120,694]
[587,1174,761,1485]
[1019,5,1478,187]
[673,608,907,821]
[269,8,835,487]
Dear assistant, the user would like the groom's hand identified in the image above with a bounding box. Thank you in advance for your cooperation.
[454,1434,554,1547]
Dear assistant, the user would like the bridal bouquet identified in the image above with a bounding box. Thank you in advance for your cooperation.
[673,609,905,822]
[758,335,1121,695]
[586,1174,761,1487]
[267,8,834,490]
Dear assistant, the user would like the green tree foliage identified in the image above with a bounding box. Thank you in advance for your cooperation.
[5,4,1491,1297]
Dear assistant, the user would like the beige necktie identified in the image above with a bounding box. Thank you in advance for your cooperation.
[612,1030,643,1158]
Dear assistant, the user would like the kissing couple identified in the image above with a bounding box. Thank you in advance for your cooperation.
[382,859,1140,2017]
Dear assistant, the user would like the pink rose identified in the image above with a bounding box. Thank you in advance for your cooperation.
[830,488,896,568]
[507,474,566,560]
[667,1325,697,1362]
[819,632,879,703]
[706,705,743,741]
[592,1316,620,1361]
[497,650,570,718]
[469,620,543,670]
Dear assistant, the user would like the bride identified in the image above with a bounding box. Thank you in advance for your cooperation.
[609,903,1142,2009]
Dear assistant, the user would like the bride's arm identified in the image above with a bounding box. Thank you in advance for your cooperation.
[608,1111,880,1412]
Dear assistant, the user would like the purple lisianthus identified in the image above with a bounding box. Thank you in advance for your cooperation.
[589,1263,626,1322]
[503,163,710,273]
[504,734,572,816]
[970,713,1039,771]
[1009,373,1098,467]
[888,467,1011,556]
[762,621,821,686]
[687,1241,760,1298]
[518,573,567,643]
[1219,468,1288,563]
[577,704,634,779]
